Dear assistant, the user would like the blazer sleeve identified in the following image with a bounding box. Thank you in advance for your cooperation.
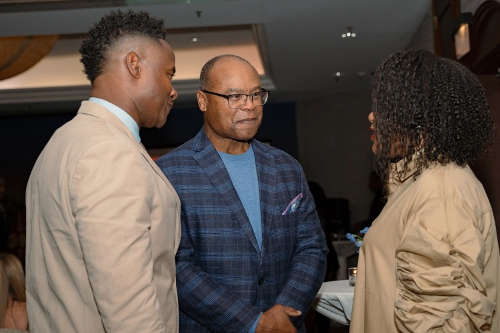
[274,168,329,327]
[69,138,166,333]
[394,196,496,333]
[175,222,262,332]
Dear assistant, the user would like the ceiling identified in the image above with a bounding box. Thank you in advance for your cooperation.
[0,0,431,110]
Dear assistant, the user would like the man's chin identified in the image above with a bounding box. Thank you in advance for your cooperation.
[156,108,172,128]
[235,126,259,138]
[156,118,168,129]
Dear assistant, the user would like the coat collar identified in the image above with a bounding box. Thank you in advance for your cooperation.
[388,151,423,196]
[77,101,172,187]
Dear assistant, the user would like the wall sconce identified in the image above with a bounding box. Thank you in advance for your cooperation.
[452,12,473,60]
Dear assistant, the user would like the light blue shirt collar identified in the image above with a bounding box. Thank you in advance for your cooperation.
[89,97,141,143]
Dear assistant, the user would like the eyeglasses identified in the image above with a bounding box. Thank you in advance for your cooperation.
[201,89,269,109]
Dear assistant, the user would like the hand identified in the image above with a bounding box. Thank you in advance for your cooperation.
[255,304,301,333]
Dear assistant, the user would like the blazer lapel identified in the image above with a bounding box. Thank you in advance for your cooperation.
[192,129,260,253]
[252,140,277,256]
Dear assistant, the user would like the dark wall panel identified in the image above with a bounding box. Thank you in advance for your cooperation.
[1,101,297,204]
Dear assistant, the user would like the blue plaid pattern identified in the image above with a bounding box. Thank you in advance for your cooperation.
[156,128,327,333]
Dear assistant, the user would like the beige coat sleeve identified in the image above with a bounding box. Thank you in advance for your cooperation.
[69,137,165,332]
[394,196,496,333]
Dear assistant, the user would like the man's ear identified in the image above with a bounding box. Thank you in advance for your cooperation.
[126,52,141,78]
[197,90,207,112]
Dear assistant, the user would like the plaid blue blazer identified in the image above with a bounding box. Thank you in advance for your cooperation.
[156,128,327,333]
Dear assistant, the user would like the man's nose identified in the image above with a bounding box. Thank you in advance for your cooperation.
[170,86,178,101]
[240,95,256,111]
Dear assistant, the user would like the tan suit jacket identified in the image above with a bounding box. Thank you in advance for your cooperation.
[350,162,500,333]
[26,101,181,332]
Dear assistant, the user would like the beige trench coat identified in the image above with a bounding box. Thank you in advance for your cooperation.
[350,161,500,333]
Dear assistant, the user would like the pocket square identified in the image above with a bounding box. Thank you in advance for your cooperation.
[282,193,303,215]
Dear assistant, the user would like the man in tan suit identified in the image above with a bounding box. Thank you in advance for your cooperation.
[25,10,181,332]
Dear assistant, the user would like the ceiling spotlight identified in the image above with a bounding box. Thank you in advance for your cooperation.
[341,27,356,38]
[190,37,199,42]
[333,72,344,82]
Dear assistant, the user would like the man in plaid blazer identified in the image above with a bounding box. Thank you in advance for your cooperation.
[157,55,327,333]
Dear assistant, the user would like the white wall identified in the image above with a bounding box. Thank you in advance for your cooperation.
[296,88,375,226]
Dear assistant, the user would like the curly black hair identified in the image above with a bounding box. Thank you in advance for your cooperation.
[371,49,496,191]
[79,10,166,84]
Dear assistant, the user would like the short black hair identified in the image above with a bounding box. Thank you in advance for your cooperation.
[199,54,252,90]
[80,10,166,84]
[372,49,496,189]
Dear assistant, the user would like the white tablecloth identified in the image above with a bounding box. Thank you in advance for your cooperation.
[312,280,354,325]
[332,240,358,280]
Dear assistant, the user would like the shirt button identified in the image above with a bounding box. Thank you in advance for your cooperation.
[258,278,264,285]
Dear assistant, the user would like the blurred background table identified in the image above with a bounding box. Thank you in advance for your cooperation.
[312,280,354,325]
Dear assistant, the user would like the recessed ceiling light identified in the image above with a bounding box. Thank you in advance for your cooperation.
[190,37,199,42]
[333,72,344,82]
[341,27,356,38]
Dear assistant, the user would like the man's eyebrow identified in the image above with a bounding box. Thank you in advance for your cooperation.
[226,88,244,93]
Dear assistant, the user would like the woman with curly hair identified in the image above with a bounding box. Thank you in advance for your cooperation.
[0,253,28,331]
[350,49,499,333]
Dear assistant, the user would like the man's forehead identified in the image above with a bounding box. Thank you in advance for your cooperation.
[212,61,260,87]
[213,57,251,70]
